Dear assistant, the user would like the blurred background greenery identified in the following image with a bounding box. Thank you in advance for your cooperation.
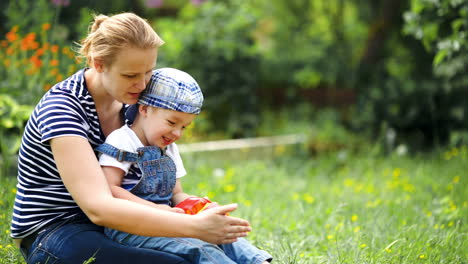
[1,0,468,174]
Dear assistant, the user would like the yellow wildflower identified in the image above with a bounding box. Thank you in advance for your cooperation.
[302,193,314,204]
[291,193,300,201]
[223,184,236,193]
[242,199,252,207]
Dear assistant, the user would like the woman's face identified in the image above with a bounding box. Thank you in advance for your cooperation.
[100,47,158,105]
[139,106,196,148]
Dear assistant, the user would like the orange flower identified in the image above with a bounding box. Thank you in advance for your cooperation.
[35,48,45,56]
[50,68,59,76]
[62,46,70,54]
[31,41,39,50]
[6,47,14,55]
[26,67,38,75]
[56,74,63,82]
[25,32,36,41]
[30,55,42,68]
[51,45,59,53]
[42,43,50,51]
[21,33,38,51]
[50,59,59,66]
[42,23,51,31]
[6,31,18,42]
[43,83,52,91]
[0,40,8,47]
[3,59,11,67]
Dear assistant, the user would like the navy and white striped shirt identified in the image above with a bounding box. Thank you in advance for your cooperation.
[11,69,107,239]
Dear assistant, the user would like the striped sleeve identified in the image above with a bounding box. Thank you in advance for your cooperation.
[36,92,90,143]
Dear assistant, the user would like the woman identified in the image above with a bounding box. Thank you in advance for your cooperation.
[11,12,251,264]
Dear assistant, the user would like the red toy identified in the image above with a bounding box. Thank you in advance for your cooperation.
[175,196,220,215]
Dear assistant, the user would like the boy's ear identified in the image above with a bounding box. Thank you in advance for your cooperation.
[139,105,149,117]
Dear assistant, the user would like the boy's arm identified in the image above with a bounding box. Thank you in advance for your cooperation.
[102,166,182,212]
[171,179,194,205]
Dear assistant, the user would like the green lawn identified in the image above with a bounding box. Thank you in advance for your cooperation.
[0,145,467,263]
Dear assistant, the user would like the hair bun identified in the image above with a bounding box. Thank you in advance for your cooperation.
[90,14,109,32]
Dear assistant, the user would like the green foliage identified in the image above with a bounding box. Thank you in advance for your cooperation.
[0,177,23,263]
[403,0,468,95]
[0,0,82,175]
[157,1,262,137]
[1,0,81,105]
[370,0,468,147]
[0,95,32,177]
[4,0,55,36]
[348,0,468,150]
[403,0,468,69]
[256,0,367,89]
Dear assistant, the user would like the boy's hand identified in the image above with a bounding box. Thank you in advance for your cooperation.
[175,196,221,215]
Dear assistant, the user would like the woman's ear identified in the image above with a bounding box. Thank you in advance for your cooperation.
[93,58,105,73]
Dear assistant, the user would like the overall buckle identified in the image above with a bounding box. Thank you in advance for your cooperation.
[116,149,127,162]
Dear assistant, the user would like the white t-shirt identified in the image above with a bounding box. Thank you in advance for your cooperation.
[98,125,186,189]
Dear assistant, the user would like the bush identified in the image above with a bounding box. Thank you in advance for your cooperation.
[0,95,32,176]
[156,1,262,138]
[351,2,468,150]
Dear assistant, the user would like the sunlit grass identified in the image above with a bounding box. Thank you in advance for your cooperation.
[181,146,467,264]
[0,146,466,263]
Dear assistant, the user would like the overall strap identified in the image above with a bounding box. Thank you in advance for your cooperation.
[95,143,139,162]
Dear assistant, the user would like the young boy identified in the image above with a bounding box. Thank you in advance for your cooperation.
[96,68,272,264]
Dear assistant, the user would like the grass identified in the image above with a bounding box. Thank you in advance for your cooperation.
[0,145,466,263]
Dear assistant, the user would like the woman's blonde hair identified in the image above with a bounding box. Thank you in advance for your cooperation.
[78,12,164,67]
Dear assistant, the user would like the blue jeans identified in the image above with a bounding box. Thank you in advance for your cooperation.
[23,214,189,264]
[106,229,272,264]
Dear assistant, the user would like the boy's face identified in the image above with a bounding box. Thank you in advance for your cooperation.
[140,106,196,148]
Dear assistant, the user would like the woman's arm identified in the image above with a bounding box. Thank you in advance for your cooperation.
[102,166,183,213]
[51,136,250,244]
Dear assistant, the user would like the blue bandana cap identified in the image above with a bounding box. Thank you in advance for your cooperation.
[139,68,203,114]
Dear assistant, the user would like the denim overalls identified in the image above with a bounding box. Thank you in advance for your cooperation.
[95,143,176,205]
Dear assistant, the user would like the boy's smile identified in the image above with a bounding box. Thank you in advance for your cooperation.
[133,106,196,148]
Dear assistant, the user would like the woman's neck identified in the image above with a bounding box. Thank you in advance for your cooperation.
[85,68,116,109]
[85,68,123,137]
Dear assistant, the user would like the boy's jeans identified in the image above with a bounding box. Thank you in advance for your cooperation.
[106,229,272,264]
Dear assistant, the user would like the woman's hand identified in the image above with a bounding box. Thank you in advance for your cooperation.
[192,203,251,244]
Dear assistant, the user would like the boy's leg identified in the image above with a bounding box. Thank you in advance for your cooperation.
[220,238,273,264]
[112,231,237,264]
